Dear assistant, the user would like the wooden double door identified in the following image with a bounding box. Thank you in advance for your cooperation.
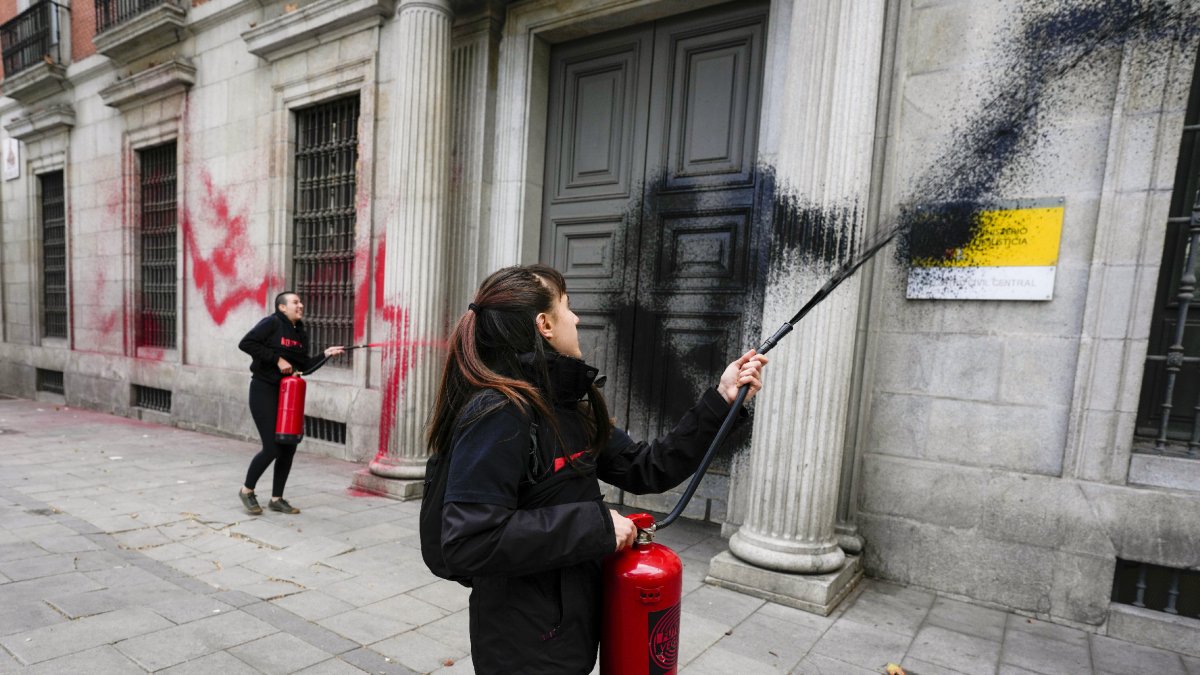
[540,2,769,448]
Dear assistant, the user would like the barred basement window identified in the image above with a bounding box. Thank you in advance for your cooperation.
[304,416,346,444]
[1112,559,1199,620]
[40,171,67,339]
[293,96,359,368]
[132,385,171,413]
[138,143,177,349]
[35,368,63,394]
[1137,47,1200,457]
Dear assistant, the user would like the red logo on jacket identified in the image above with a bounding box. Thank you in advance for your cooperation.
[280,337,302,348]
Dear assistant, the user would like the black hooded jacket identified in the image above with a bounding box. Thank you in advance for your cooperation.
[237,310,328,385]
[440,353,747,674]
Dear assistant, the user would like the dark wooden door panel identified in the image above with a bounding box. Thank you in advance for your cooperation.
[542,2,768,455]
[630,4,768,446]
[663,20,763,187]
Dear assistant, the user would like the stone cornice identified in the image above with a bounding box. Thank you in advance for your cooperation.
[4,104,75,143]
[189,0,262,32]
[0,61,69,105]
[93,1,189,64]
[241,0,394,62]
[98,58,196,110]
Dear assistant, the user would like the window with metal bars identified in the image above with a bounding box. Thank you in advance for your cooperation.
[132,384,171,413]
[95,0,167,34]
[138,143,177,349]
[35,368,63,394]
[0,1,66,77]
[1136,49,1200,457]
[304,415,346,444]
[1112,559,1199,620]
[40,171,67,339]
[292,96,360,368]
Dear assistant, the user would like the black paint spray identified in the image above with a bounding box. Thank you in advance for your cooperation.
[895,0,1200,271]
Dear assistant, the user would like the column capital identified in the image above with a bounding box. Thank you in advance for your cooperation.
[397,0,452,16]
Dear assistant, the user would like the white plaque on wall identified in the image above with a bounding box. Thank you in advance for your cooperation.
[905,198,1065,301]
[3,139,20,181]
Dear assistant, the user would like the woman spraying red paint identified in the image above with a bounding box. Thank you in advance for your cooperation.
[424,265,767,674]
[237,291,344,514]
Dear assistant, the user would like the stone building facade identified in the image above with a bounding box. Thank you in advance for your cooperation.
[0,0,1196,653]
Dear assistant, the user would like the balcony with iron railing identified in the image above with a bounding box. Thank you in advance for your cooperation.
[0,0,69,104]
[92,0,186,64]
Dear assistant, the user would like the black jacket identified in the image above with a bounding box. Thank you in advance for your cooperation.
[441,353,746,675]
[237,311,328,384]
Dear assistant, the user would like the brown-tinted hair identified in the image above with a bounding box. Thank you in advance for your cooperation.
[427,264,611,458]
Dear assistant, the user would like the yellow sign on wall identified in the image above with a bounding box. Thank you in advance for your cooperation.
[906,198,1065,301]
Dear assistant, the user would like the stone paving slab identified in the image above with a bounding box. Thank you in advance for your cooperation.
[227,633,335,675]
[0,398,1196,674]
[112,610,279,671]
[1,607,175,665]
[21,645,145,675]
[906,624,1001,674]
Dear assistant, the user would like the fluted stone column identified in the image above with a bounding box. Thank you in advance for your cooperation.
[707,0,887,615]
[368,0,453,485]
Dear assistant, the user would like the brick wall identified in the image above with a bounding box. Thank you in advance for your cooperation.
[72,0,97,60]
[0,0,18,80]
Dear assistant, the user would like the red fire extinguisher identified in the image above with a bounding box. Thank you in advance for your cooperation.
[601,513,682,675]
[275,374,306,444]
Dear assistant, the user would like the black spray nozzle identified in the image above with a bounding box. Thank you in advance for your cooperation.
[757,323,794,355]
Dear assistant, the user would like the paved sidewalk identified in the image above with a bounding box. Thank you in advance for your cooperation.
[0,398,1196,674]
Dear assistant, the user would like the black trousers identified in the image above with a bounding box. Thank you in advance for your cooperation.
[244,378,297,498]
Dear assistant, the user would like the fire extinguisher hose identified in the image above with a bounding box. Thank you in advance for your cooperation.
[655,222,902,530]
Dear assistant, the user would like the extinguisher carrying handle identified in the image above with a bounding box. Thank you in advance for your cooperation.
[656,324,790,530]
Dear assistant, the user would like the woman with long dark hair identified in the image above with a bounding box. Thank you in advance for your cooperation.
[236,291,344,515]
[426,264,767,674]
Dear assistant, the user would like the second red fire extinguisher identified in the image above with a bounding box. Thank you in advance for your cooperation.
[601,513,682,675]
[275,374,306,444]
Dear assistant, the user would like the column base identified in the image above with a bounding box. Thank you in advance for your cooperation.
[705,551,862,616]
[350,468,424,501]
[369,455,426,480]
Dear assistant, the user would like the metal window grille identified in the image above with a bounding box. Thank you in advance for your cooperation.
[35,368,63,394]
[1112,559,1199,620]
[94,0,165,34]
[1137,46,1200,456]
[1138,48,1200,457]
[138,143,177,349]
[293,96,359,368]
[132,384,171,413]
[0,1,65,77]
[40,171,67,339]
[304,416,346,444]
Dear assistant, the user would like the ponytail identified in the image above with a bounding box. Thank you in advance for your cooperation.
[427,265,612,457]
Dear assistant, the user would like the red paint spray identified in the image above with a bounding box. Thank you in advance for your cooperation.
[179,169,280,326]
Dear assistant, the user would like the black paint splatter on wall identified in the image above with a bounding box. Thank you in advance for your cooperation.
[759,165,862,268]
[896,0,1200,267]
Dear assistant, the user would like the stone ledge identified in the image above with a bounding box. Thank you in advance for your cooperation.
[1128,451,1200,493]
[705,551,863,616]
[241,0,394,62]
[93,1,188,64]
[1106,603,1200,658]
[99,57,196,110]
[4,104,75,143]
[1,60,69,105]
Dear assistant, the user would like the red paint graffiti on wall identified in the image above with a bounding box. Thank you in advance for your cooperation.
[374,304,447,459]
[181,170,279,326]
[352,237,387,343]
